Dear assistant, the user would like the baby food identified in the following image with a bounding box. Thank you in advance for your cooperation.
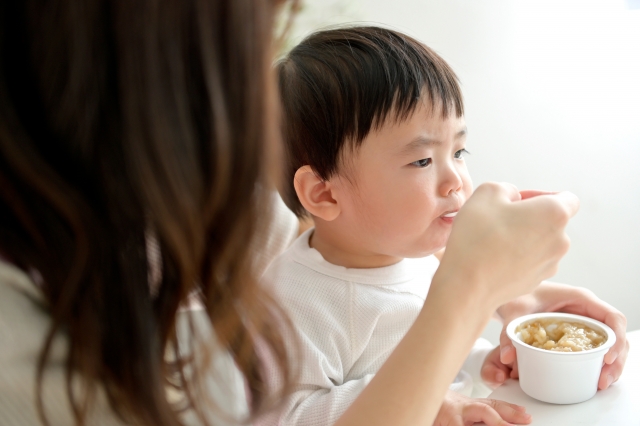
[516,319,606,352]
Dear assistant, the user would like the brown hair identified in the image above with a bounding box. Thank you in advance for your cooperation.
[277,26,464,217]
[0,0,295,424]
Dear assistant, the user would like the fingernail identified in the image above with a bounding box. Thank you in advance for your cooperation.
[496,371,505,382]
[606,374,614,388]
[500,345,510,361]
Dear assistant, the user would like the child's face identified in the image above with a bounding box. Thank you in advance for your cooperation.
[332,101,472,261]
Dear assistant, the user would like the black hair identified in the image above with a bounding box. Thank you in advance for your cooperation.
[277,25,464,217]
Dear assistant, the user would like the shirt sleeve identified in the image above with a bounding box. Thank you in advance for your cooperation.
[265,375,374,426]
[258,269,364,426]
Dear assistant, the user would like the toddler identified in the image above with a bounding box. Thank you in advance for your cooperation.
[262,26,531,426]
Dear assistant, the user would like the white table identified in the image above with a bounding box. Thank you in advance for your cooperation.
[485,329,640,425]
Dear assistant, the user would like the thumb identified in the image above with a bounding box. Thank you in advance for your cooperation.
[499,326,517,365]
[553,191,581,219]
[517,191,580,220]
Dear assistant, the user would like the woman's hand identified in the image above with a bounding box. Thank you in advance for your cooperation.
[437,184,581,309]
[496,281,629,390]
[336,184,580,426]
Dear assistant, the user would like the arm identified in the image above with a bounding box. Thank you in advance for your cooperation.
[495,281,629,389]
[334,184,580,426]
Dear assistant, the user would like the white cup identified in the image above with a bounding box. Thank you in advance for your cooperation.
[506,313,616,404]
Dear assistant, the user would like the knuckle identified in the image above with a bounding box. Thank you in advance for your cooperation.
[616,311,628,327]
[543,200,570,226]
[544,263,560,280]
[551,205,570,226]
[578,287,597,299]
[479,403,501,420]
[558,234,571,255]
[478,182,500,195]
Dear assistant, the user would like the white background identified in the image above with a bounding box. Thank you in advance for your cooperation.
[288,0,640,342]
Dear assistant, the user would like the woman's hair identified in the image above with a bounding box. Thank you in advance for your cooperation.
[277,26,464,217]
[0,0,295,424]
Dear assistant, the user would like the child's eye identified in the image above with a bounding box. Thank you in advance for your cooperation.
[454,149,470,159]
[410,158,431,168]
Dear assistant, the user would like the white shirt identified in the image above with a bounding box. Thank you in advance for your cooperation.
[260,229,493,426]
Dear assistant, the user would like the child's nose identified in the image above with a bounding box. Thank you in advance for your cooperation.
[438,164,463,197]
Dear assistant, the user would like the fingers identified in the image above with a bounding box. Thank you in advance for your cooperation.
[482,360,511,386]
[558,290,628,366]
[481,346,512,386]
[499,327,517,365]
[463,399,531,426]
[475,182,522,202]
[489,399,532,425]
[552,191,580,219]
[497,182,522,202]
[498,326,520,378]
[602,310,628,365]
[513,189,580,220]
[516,191,580,224]
[599,338,630,390]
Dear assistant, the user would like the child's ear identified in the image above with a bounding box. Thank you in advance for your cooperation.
[294,166,340,222]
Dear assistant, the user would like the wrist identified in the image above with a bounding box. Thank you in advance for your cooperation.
[430,263,501,317]
[425,267,497,338]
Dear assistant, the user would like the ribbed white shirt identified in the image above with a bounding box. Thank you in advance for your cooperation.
[260,229,493,426]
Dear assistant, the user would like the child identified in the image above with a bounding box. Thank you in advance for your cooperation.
[262,26,532,426]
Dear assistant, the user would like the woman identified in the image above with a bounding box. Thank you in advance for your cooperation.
[0,0,627,425]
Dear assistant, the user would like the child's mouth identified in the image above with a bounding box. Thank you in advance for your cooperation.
[440,211,458,224]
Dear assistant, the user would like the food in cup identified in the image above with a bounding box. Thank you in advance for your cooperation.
[507,313,616,404]
[515,319,606,352]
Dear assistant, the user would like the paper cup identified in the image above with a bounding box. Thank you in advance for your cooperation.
[506,313,616,404]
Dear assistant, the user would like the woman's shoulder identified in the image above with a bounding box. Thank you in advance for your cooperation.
[0,261,249,425]
[0,259,44,302]
[0,261,127,425]
[0,261,62,423]
[0,261,49,357]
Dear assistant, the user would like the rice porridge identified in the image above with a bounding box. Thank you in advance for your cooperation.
[516,319,606,352]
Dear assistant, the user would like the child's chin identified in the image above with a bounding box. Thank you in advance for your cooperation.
[404,246,444,259]
[401,233,448,258]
